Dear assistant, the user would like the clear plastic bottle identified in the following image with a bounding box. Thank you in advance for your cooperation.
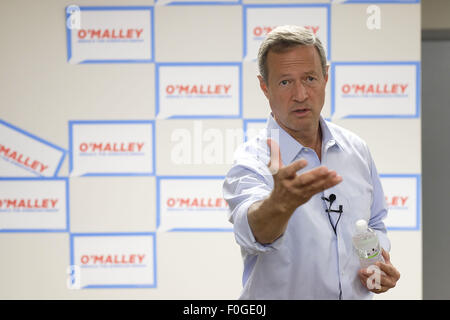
[352,219,385,269]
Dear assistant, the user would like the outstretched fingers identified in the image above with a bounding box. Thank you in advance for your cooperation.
[266,138,342,199]
[293,166,343,195]
[282,158,308,179]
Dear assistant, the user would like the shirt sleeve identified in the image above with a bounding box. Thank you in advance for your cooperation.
[223,162,285,255]
[366,148,391,253]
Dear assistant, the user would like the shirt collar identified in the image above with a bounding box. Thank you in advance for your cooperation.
[266,114,344,165]
[319,117,345,153]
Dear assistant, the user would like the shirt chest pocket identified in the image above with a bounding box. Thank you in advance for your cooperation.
[340,192,372,223]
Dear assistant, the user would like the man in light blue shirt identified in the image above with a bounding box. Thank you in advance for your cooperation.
[223,25,400,299]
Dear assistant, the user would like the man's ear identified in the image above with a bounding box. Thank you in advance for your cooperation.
[324,65,330,84]
[258,75,269,100]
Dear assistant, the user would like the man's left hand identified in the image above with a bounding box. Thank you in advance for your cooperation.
[358,249,400,294]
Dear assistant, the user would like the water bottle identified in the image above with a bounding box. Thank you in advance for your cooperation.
[352,219,385,269]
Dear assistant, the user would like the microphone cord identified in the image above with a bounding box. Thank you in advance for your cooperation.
[322,194,343,235]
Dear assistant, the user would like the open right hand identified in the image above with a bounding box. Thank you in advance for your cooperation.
[247,138,343,244]
[266,138,343,213]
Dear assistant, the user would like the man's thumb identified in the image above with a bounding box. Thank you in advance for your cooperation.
[267,138,283,174]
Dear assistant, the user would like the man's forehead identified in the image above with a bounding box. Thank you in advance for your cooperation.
[268,45,318,61]
[267,46,321,74]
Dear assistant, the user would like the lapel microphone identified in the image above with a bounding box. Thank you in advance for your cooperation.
[321,193,344,234]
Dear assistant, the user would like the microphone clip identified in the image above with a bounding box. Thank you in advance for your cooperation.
[325,205,343,214]
[322,193,344,235]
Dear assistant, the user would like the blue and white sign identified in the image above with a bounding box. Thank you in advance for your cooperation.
[157,176,232,231]
[380,174,420,231]
[331,62,420,119]
[66,6,154,64]
[156,63,242,119]
[155,0,241,4]
[0,178,69,232]
[0,120,66,178]
[243,4,330,60]
[70,233,157,289]
[69,120,155,176]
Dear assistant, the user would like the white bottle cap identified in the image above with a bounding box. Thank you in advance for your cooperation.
[355,219,368,234]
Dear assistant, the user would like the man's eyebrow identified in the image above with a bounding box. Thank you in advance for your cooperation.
[277,71,318,78]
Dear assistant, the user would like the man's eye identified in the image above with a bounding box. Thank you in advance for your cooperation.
[280,80,290,86]
[306,76,316,82]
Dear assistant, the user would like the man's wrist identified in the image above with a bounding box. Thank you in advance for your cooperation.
[267,192,298,216]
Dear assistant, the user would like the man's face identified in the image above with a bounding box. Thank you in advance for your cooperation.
[258,45,328,136]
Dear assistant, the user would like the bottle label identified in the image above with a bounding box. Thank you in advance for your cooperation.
[367,250,380,259]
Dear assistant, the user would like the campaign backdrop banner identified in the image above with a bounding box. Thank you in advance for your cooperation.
[331,62,420,119]
[69,120,155,176]
[66,6,154,64]
[381,174,420,230]
[0,120,66,178]
[70,233,156,289]
[243,4,330,60]
[156,63,242,119]
[0,178,69,232]
[157,177,231,231]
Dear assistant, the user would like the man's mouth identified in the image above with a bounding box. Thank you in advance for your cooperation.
[292,108,310,116]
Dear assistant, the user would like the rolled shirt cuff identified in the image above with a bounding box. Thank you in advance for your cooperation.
[231,197,286,255]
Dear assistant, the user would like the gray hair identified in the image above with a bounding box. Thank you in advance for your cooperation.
[257,25,328,83]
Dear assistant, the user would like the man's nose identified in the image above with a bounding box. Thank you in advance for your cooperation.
[292,81,309,102]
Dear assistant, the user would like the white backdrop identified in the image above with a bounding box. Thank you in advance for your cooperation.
[0,0,421,299]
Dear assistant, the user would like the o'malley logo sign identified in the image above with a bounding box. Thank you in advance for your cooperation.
[0,178,68,232]
[380,175,420,230]
[69,121,154,176]
[157,63,241,118]
[158,177,231,231]
[332,63,419,118]
[0,120,66,178]
[244,4,329,60]
[66,6,153,63]
[70,233,156,289]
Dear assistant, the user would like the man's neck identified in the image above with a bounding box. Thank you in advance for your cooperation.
[274,117,323,160]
